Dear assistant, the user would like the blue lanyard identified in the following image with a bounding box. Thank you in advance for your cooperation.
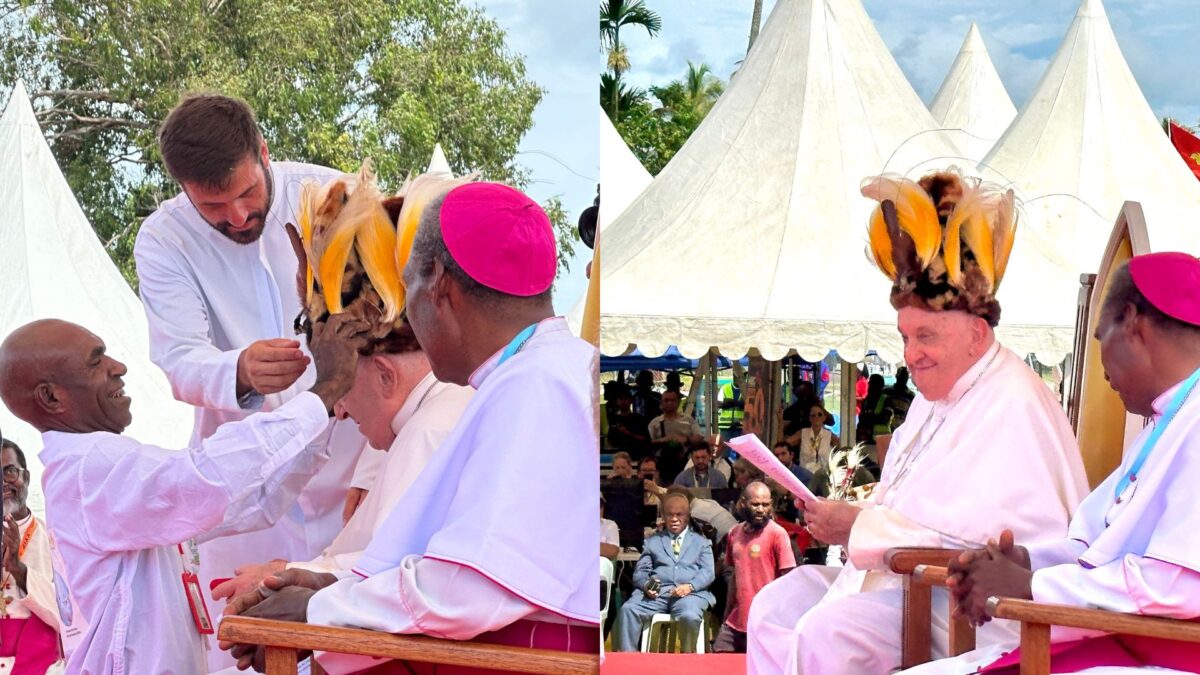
[1114,366,1200,502]
[497,323,538,367]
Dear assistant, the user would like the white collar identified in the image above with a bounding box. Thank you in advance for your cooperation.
[390,371,440,437]
[467,317,567,389]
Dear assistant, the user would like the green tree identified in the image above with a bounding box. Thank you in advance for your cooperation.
[1,0,577,287]
[614,61,725,175]
[651,61,724,122]
[600,72,648,121]
[599,0,661,119]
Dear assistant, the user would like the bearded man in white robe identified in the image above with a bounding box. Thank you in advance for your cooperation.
[746,170,1091,674]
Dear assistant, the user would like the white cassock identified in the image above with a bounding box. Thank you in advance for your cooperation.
[38,392,333,675]
[288,374,473,574]
[747,341,1090,675]
[1,513,65,674]
[904,375,1200,675]
[133,161,372,670]
[307,318,599,674]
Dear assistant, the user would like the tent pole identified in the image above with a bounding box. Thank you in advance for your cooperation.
[840,357,857,446]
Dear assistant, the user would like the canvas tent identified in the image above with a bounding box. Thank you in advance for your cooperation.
[599,108,653,231]
[980,0,1200,353]
[600,0,967,364]
[0,81,193,512]
[929,23,1017,164]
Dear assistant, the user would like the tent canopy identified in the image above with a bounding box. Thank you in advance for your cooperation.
[980,0,1200,360]
[600,0,964,363]
[0,81,193,512]
[929,23,1017,164]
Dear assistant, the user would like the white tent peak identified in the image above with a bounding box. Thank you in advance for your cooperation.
[963,23,985,52]
[598,109,651,232]
[426,143,452,176]
[978,0,1200,359]
[1,81,194,515]
[600,0,965,362]
[929,23,1017,163]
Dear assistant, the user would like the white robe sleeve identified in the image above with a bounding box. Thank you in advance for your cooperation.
[1032,556,1200,619]
[847,503,981,570]
[306,555,538,638]
[77,392,331,552]
[134,230,259,413]
[348,445,387,491]
[1026,537,1087,571]
[21,525,62,632]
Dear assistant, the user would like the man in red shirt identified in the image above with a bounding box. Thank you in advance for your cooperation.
[715,481,797,653]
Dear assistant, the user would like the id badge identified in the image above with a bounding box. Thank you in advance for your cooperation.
[182,571,215,635]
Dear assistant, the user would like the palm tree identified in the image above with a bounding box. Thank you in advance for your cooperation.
[652,61,725,122]
[601,73,649,121]
[600,0,662,118]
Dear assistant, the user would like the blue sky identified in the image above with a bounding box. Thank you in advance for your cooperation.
[473,0,597,313]
[615,0,1200,130]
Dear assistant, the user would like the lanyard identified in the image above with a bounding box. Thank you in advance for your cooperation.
[18,518,36,559]
[1114,366,1200,502]
[498,323,538,367]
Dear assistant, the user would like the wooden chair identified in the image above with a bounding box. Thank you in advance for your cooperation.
[885,554,1200,675]
[885,547,974,669]
[217,616,598,675]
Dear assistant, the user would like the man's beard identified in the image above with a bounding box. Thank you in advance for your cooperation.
[209,159,275,245]
[747,513,770,531]
[3,494,27,518]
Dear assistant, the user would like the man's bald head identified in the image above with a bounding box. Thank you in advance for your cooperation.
[0,319,132,434]
[742,480,774,530]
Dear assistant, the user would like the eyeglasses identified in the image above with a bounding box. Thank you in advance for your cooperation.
[2,465,24,479]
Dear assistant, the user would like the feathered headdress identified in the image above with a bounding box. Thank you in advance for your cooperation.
[862,169,1018,326]
[290,160,473,353]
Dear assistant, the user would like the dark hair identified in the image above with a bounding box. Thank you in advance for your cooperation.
[1,438,25,469]
[1103,262,1200,336]
[159,94,263,189]
[409,192,552,306]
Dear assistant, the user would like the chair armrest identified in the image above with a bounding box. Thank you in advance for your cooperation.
[886,548,965,575]
[912,565,950,586]
[218,617,598,675]
[987,598,1200,643]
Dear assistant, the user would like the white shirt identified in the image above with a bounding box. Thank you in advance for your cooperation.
[290,374,473,575]
[797,427,835,474]
[309,318,598,674]
[601,518,620,547]
[38,392,331,675]
[133,161,371,666]
[1,512,64,674]
[648,414,701,442]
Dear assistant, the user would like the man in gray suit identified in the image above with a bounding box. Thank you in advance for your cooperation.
[615,489,716,652]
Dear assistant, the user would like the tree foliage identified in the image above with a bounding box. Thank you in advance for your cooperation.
[599,0,660,118]
[612,61,725,175]
[1,0,578,286]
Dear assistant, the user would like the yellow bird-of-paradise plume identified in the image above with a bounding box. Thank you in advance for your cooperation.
[861,175,942,280]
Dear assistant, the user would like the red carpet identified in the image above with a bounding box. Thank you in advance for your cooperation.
[601,653,746,674]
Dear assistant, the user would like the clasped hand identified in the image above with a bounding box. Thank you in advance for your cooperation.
[946,529,1034,626]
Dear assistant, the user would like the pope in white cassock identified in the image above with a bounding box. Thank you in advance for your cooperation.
[746,170,1090,674]
[0,314,368,674]
[222,181,600,674]
[904,252,1200,675]
[208,319,473,599]
[132,94,376,671]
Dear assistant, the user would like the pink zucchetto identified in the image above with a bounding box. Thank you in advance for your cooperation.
[1128,251,1200,326]
[439,182,556,297]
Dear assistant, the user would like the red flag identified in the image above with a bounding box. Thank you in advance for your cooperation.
[1168,119,1200,182]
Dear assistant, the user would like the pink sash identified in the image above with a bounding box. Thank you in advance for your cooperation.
[0,616,60,674]
[981,633,1200,674]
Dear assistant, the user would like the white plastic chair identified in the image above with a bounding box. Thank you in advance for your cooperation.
[600,556,615,632]
[639,612,706,653]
